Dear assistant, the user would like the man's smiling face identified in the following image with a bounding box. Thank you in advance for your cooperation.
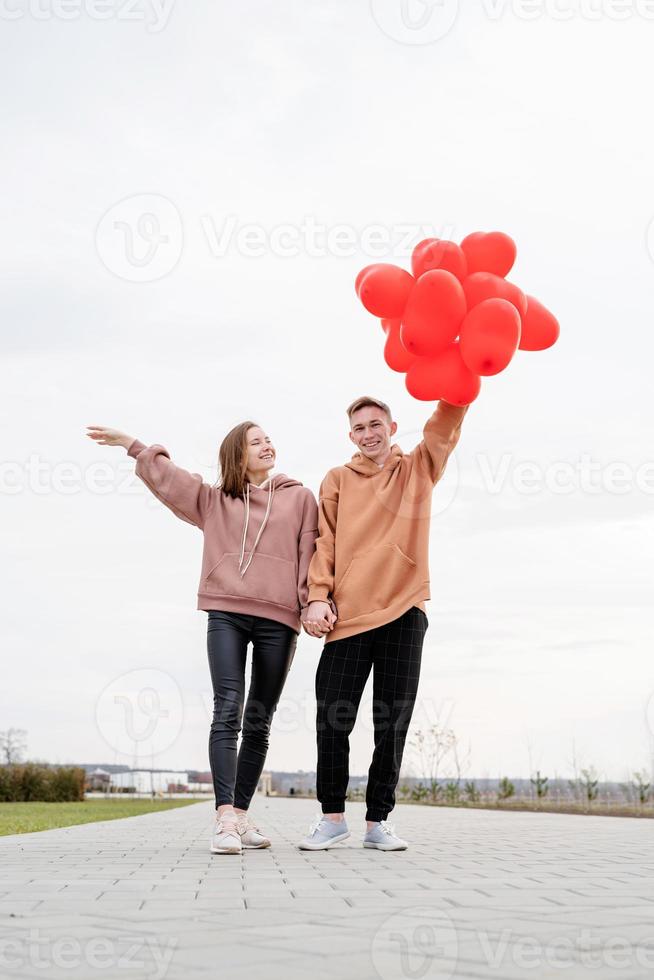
[349,405,397,464]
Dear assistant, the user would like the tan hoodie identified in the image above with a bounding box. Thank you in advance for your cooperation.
[307,401,469,642]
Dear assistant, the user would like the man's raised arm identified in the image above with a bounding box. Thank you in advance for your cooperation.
[411,400,470,485]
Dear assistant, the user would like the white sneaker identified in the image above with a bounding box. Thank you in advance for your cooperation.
[210,816,241,855]
[363,820,408,851]
[297,815,351,850]
[236,814,271,849]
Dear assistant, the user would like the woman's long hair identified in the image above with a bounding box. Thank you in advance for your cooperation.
[215,421,258,498]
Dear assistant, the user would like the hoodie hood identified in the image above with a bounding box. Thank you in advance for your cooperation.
[345,444,404,477]
[239,472,304,576]
[247,472,303,491]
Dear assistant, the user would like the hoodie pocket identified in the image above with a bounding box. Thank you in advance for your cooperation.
[334,543,416,622]
[202,552,298,611]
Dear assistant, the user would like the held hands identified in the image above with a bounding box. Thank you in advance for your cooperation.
[302,600,337,639]
[86,425,134,450]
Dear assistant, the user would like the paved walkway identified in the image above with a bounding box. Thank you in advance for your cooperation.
[0,797,653,979]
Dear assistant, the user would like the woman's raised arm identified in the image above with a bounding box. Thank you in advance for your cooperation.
[86,425,215,529]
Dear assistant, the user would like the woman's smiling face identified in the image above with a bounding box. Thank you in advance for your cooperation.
[245,426,276,478]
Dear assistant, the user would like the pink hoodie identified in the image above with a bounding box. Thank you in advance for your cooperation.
[126,439,318,632]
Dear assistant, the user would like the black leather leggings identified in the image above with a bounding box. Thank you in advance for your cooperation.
[207,610,297,810]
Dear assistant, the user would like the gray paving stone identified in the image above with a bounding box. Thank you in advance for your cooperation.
[1,797,653,978]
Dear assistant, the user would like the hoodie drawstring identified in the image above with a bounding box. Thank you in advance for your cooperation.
[238,479,275,577]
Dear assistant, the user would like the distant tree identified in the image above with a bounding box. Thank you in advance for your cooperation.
[411,782,428,803]
[409,720,473,803]
[567,740,582,802]
[580,767,599,807]
[0,728,28,765]
[464,780,480,804]
[428,779,442,803]
[632,771,650,805]
[497,777,515,802]
[444,781,460,805]
[531,770,549,802]
[409,725,456,785]
[398,782,411,801]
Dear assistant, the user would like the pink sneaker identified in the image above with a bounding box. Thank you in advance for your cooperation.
[210,816,241,855]
[236,814,271,849]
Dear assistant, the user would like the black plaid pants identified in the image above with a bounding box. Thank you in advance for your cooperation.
[315,606,428,823]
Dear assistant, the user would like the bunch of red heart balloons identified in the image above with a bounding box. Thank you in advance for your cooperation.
[355,232,560,405]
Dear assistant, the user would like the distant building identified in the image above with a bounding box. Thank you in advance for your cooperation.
[86,768,111,791]
[110,770,189,794]
[261,771,367,796]
[188,772,213,793]
[258,771,272,795]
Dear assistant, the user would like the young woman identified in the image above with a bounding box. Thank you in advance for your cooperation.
[86,421,327,854]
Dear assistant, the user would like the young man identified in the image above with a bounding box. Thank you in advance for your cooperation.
[297,396,468,851]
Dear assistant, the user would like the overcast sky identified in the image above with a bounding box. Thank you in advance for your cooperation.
[2,1,653,785]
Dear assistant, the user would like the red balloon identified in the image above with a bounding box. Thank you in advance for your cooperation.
[381,317,401,333]
[400,270,466,357]
[406,343,481,405]
[461,231,517,278]
[519,296,560,351]
[411,239,467,282]
[405,357,443,401]
[383,321,416,373]
[355,267,370,295]
[459,298,521,376]
[357,264,414,318]
[462,272,527,319]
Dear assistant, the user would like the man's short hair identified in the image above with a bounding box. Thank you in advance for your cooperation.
[346,396,393,424]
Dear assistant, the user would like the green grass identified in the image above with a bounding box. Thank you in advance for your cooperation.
[0,798,205,836]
